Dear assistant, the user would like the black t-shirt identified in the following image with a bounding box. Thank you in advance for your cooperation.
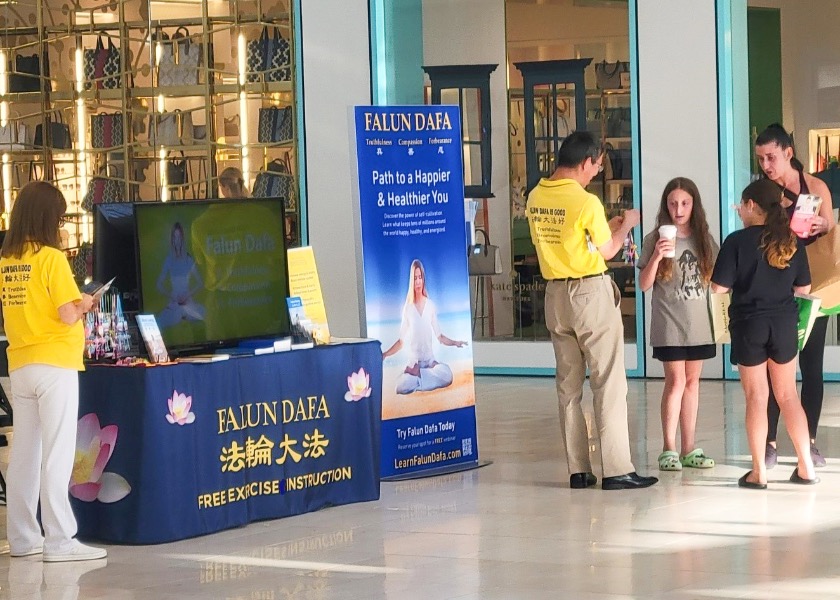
[711,225,810,323]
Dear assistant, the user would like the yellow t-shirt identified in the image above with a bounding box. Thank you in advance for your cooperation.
[526,178,611,279]
[1,245,84,372]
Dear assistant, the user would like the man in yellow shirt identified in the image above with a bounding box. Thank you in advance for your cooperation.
[527,131,657,491]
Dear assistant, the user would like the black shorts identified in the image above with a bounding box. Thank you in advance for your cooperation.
[729,315,798,367]
[653,345,716,362]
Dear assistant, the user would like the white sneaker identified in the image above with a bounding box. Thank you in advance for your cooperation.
[43,541,107,563]
[10,546,43,557]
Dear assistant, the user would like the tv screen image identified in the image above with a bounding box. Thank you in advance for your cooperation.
[134,198,290,350]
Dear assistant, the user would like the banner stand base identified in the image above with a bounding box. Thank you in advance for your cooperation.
[380,460,492,482]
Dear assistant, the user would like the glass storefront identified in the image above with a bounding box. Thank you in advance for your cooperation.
[479,0,642,373]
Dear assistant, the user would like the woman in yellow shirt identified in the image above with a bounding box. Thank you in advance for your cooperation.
[0,181,106,562]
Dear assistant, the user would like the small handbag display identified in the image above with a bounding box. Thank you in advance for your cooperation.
[468,229,503,276]
[150,109,194,146]
[166,153,189,187]
[246,26,291,83]
[157,26,203,86]
[257,106,293,143]
[10,53,46,92]
[224,115,240,137]
[84,35,121,90]
[90,112,124,149]
[34,113,72,149]
[595,60,629,90]
[252,154,295,208]
[0,120,29,151]
[81,166,125,212]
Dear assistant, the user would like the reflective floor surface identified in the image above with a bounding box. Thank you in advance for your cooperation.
[1,376,840,599]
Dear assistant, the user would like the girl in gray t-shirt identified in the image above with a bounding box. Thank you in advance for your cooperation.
[637,177,718,472]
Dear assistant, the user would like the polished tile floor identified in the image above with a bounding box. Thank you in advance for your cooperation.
[2,376,840,599]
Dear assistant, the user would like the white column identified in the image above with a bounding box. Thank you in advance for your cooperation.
[636,0,723,377]
[299,0,372,337]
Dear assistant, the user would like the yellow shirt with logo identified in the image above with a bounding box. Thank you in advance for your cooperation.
[526,178,611,279]
[1,245,84,372]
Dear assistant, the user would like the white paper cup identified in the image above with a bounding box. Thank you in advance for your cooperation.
[658,225,677,258]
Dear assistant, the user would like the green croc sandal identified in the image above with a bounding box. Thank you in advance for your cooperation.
[658,450,682,471]
[680,448,714,469]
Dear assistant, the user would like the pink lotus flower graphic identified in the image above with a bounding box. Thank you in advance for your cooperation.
[70,413,131,503]
[166,390,195,425]
[345,368,371,401]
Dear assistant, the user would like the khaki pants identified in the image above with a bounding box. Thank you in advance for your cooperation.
[545,275,635,478]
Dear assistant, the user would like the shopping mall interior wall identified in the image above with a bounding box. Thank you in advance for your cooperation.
[299,0,371,336]
[749,0,840,171]
[636,0,723,378]
[422,0,511,335]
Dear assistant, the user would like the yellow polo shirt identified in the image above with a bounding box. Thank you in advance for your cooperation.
[526,178,611,279]
[1,245,84,372]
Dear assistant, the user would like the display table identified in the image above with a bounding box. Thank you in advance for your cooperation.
[71,340,382,544]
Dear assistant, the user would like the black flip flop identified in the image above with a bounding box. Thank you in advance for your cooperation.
[790,469,820,485]
[738,471,767,490]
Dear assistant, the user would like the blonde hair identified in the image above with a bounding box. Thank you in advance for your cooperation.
[219,167,247,198]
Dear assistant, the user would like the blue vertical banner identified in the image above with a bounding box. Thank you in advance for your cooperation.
[354,105,479,479]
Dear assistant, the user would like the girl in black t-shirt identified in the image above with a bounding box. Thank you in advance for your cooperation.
[711,179,817,489]
[755,124,834,470]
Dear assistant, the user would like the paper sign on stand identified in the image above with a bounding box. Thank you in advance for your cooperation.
[286,246,331,344]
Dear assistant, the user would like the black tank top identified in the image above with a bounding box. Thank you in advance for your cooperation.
[779,169,820,246]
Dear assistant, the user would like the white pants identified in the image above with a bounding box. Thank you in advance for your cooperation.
[395,361,454,394]
[7,364,79,555]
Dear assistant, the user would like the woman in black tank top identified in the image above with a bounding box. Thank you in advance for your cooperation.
[755,124,836,468]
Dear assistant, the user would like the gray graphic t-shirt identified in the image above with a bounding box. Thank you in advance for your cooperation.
[637,231,719,347]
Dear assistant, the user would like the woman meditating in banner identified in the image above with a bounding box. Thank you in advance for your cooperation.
[156,222,206,328]
[382,259,468,394]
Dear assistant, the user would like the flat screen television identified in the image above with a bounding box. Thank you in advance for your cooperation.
[134,198,290,352]
[94,203,139,312]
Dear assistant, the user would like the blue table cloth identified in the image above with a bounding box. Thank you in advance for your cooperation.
[71,341,382,544]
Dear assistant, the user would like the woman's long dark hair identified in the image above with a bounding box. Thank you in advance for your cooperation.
[743,179,796,269]
[1,181,66,259]
[653,177,714,283]
[755,123,805,173]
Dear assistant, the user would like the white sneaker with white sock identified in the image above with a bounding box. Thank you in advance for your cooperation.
[43,541,107,563]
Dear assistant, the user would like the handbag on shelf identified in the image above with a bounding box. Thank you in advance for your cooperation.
[166,153,189,187]
[10,53,46,93]
[252,154,295,207]
[192,124,207,140]
[605,108,631,138]
[151,109,194,146]
[468,229,503,276]
[595,60,629,90]
[71,242,94,285]
[90,112,124,149]
[34,112,72,149]
[81,166,125,212]
[605,144,632,180]
[83,35,121,90]
[224,115,240,137]
[157,26,203,86]
[246,26,291,83]
[0,119,29,151]
[257,106,293,143]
